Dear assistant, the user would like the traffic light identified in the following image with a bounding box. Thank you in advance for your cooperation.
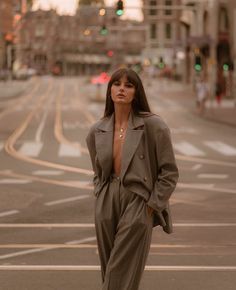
[158,57,165,69]
[107,50,114,57]
[100,25,108,36]
[223,63,229,72]
[116,0,124,16]
[194,55,202,72]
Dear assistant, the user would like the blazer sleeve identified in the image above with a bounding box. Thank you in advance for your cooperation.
[86,126,99,188]
[146,127,179,212]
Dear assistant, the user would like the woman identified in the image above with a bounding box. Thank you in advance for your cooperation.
[86,68,178,290]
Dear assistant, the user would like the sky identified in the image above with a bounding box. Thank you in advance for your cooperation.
[32,0,143,21]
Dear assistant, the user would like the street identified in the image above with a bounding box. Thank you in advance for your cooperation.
[0,76,236,290]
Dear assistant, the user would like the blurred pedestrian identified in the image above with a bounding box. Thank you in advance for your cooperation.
[195,77,209,114]
[86,68,179,290]
[215,80,223,105]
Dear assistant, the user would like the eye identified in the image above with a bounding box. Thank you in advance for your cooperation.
[125,83,134,88]
[113,81,120,86]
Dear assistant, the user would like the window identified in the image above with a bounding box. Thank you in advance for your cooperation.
[165,23,172,39]
[149,0,157,16]
[35,24,45,37]
[165,0,172,15]
[150,23,157,39]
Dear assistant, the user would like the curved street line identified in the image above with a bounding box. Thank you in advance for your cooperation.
[4,79,93,177]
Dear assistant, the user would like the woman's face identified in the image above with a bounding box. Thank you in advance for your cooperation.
[111,75,135,105]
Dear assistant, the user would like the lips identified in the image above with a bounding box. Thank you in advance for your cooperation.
[117,93,125,97]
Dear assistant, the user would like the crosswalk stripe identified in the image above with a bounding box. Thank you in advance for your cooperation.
[59,144,81,157]
[0,179,31,184]
[18,142,43,157]
[32,170,64,176]
[174,142,205,157]
[204,141,236,156]
[0,210,19,218]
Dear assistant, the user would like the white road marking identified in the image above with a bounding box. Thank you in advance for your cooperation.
[174,223,236,227]
[35,95,53,143]
[197,173,228,179]
[174,142,205,156]
[0,265,235,271]
[0,247,55,260]
[0,223,236,228]
[0,210,19,218]
[18,142,43,157]
[58,143,81,157]
[65,236,97,245]
[204,141,236,156]
[191,164,202,171]
[178,182,236,194]
[32,170,64,176]
[64,180,91,187]
[0,179,31,184]
[45,195,89,206]
[0,236,96,260]
[0,243,227,249]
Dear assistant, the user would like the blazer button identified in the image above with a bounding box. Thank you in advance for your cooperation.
[139,154,145,159]
[143,177,147,182]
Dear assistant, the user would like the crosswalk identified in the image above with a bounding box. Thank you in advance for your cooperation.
[174,141,205,157]
[174,140,236,157]
[0,140,236,158]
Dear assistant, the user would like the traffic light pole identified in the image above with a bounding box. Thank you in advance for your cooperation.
[6,44,13,80]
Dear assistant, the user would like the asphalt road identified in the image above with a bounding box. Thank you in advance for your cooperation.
[0,76,235,290]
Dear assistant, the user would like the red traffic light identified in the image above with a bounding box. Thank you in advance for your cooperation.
[107,50,114,57]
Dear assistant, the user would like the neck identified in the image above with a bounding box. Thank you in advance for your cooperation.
[114,105,131,128]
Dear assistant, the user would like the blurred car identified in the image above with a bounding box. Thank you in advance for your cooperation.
[13,68,37,80]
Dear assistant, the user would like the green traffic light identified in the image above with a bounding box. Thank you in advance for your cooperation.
[158,62,165,69]
[116,9,123,16]
[194,64,202,71]
[100,26,108,35]
[223,64,229,71]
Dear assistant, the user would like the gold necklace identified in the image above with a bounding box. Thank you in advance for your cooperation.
[119,128,124,139]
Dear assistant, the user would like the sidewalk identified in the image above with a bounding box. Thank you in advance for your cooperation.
[204,100,236,127]
[151,78,236,128]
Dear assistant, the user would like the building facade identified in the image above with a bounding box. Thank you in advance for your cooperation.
[181,0,236,99]
[0,0,33,73]
[16,5,146,76]
[0,0,15,71]
[142,0,184,78]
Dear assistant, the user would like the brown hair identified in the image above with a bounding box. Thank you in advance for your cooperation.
[103,68,151,117]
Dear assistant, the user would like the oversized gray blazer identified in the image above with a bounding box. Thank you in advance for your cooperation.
[86,111,179,234]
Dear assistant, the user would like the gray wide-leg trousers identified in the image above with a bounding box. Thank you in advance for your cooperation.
[95,176,153,290]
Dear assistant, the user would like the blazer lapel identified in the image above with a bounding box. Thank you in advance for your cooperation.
[95,114,114,179]
[121,112,144,179]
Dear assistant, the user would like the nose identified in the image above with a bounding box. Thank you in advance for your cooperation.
[119,84,125,91]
